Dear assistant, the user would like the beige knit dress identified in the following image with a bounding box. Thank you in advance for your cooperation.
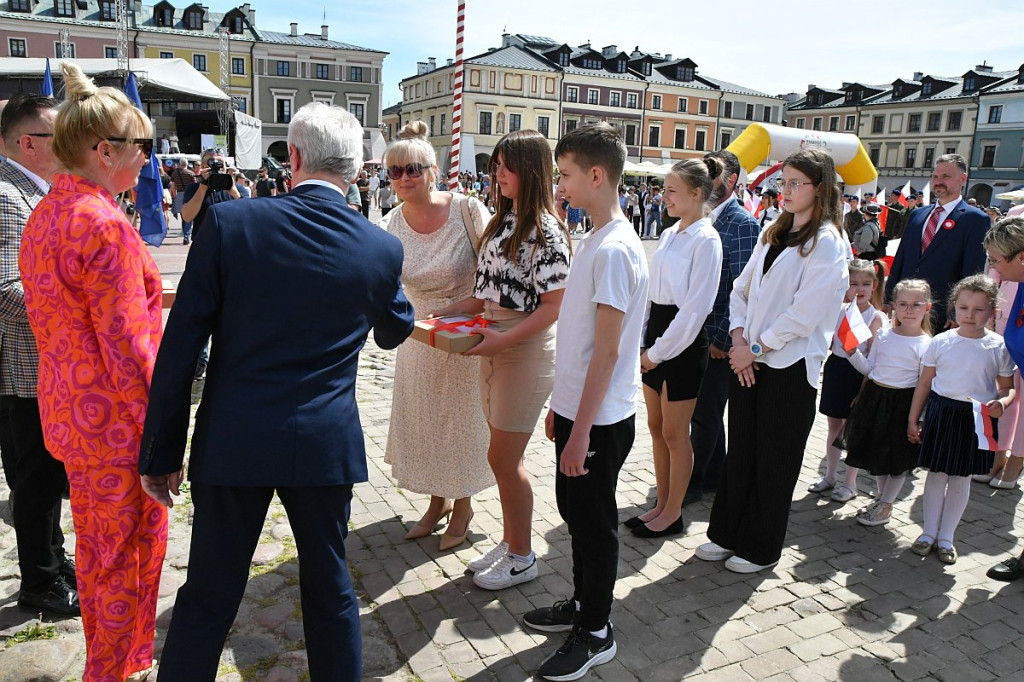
[380,198,494,498]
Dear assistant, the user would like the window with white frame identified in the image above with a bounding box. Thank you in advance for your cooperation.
[566,86,578,103]
[509,113,522,132]
[698,99,709,115]
[677,99,687,113]
[626,92,638,109]
[648,124,661,147]
[695,128,707,151]
[55,43,76,58]
[160,51,173,59]
[275,96,293,123]
[610,92,620,107]
[193,54,207,71]
[479,111,492,135]
[349,103,365,125]
[105,47,117,59]
[537,115,550,138]
[587,89,599,105]
[651,94,662,110]
[231,57,245,75]
[674,127,686,149]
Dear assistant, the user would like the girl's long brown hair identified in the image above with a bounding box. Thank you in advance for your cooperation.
[483,130,570,261]
[763,148,843,256]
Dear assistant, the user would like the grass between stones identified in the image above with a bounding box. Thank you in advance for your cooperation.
[6,616,57,645]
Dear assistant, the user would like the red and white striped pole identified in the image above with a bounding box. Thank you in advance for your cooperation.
[447,0,465,189]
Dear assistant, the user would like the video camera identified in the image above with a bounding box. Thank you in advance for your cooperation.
[205,158,235,192]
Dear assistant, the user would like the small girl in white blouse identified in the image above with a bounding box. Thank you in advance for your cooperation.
[907,274,1016,564]
[844,279,933,527]
[627,158,723,538]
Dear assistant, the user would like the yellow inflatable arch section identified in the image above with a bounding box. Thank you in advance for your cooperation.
[726,123,878,189]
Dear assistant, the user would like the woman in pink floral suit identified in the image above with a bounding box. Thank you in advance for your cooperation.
[19,61,168,682]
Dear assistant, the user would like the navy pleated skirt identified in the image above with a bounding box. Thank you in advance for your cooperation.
[918,391,996,476]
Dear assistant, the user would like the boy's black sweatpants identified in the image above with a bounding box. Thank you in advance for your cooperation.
[553,412,635,631]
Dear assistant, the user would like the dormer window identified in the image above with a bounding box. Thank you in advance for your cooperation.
[844,91,854,102]
[642,62,651,76]
[677,66,694,81]
[1018,69,1024,85]
[54,0,74,17]
[99,0,116,21]
[185,8,204,30]
[582,57,601,69]
[9,0,30,12]
[223,9,245,34]
[557,52,568,67]
[893,85,903,98]
[963,76,976,92]
[922,81,933,96]
[616,59,626,74]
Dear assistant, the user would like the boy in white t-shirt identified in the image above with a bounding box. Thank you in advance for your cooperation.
[524,124,649,680]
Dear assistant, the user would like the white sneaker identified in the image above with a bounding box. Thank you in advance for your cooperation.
[473,552,538,590]
[467,541,509,573]
[724,555,778,574]
[695,541,734,562]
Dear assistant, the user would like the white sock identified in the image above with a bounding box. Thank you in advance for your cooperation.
[880,475,906,504]
[875,475,889,497]
[590,625,608,638]
[922,471,948,539]
[511,551,534,563]
[938,475,971,546]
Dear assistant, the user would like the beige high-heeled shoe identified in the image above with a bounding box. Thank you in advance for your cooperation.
[439,510,474,551]
[404,503,453,540]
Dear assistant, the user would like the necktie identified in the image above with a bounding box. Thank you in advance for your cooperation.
[921,206,943,253]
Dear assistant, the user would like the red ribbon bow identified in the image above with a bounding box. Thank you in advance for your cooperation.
[423,315,491,347]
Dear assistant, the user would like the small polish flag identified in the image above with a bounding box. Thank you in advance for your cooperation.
[922,182,931,206]
[874,187,889,235]
[837,303,872,352]
[743,190,757,214]
[970,398,999,451]
[897,180,911,208]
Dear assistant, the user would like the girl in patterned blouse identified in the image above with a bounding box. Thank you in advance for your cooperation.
[434,130,572,591]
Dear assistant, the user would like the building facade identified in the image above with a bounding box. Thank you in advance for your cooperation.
[398,32,785,172]
[0,1,387,161]
[971,65,1024,207]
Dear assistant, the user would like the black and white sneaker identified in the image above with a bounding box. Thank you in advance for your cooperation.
[524,598,577,632]
[537,623,616,681]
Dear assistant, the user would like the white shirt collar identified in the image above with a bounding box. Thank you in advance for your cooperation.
[293,178,346,195]
[709,199,729,222]
[5,158,49,194]
[932,196,962,216]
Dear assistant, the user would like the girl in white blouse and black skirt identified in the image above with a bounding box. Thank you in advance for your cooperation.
[627,158,723,538]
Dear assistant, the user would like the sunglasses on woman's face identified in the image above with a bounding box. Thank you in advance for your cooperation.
[91,138,155,156]
[388,163,425,180]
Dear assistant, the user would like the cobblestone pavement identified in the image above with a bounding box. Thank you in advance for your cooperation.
[1,213,1023,681]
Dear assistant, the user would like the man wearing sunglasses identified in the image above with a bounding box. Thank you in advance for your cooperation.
[0,93,79,616]
[180,147,241,244]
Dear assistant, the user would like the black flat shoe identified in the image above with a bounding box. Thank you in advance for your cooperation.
[623,516,645,529]
[18,575,80,616]
[987,556,1024,582]
[631,516,684,538]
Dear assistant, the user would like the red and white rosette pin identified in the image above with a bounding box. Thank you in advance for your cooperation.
[942,219,955,230]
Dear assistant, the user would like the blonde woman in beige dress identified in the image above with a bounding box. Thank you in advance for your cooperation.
[379,121,493,550]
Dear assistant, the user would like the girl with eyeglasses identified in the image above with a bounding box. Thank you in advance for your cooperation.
[841,279,933,527]
[378,120,493,553]
[434,129,572,590]
[18,60,166,682]
[695,148,849,574]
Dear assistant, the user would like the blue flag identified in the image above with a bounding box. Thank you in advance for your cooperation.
[125,72,167,247]
[41,58,53,96]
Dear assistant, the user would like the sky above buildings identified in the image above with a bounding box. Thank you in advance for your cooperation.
[222,0,1024,108]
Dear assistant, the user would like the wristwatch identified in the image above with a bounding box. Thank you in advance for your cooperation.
[750,342,766,358]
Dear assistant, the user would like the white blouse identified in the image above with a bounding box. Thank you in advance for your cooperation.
[923,329,1016,403]
[849,328,931,389]
[644,217,723,364]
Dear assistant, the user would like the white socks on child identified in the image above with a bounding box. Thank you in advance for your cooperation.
[922,471,971,546]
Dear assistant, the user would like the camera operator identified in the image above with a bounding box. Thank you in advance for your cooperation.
[181,148,240,241]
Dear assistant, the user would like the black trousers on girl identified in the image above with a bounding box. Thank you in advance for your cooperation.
[707,361,816,566]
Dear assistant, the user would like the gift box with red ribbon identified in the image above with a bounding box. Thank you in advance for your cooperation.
[410,315,496,353]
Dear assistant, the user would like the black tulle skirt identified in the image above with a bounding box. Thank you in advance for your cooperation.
[918,391,996,476]
[844,381,919,476]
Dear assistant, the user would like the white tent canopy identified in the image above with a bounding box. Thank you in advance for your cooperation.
[0,58,229,103]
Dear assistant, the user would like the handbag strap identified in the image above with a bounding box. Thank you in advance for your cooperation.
[457,193,481,258]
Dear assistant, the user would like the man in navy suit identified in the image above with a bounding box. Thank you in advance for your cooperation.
[883,154,988,326]
[139,103,414,681]
[687,150,761,506]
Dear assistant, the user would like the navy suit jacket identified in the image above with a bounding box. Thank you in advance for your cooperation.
[883,199,988,323]
[139,183,414,487]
